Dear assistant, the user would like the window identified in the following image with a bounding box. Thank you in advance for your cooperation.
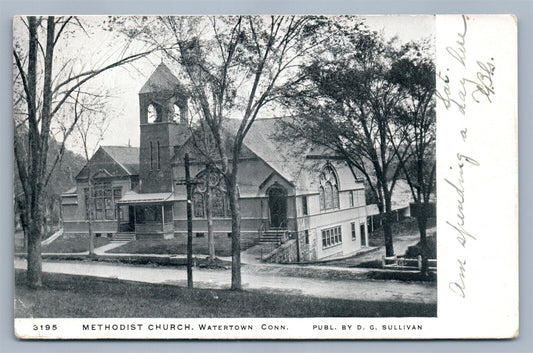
[321,225,342,249]
[302,196,308,216]
[157,141,161,170]
[147,104,158,123]
[305,230,309,244]
[85,183,120,221]
[135,205,162,224]
[112,187,122,219]
[211,188,227,217]
[193,193,205,218]
[349,191,354,207]
[150,141,153,170]
[319,164,340,211]
[172,104,180,122]
[351,222,356,240]
[193,168,230,218]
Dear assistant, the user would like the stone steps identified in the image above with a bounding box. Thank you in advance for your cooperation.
[259,230,285,243]
[112,233,136,242]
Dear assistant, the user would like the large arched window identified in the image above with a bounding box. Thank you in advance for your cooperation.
[319,164,340,211]
[193,168,229,218]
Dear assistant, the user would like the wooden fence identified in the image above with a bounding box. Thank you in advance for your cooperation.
[382,255,437,271]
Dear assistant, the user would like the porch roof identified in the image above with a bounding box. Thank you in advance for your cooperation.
[117,191,173,204]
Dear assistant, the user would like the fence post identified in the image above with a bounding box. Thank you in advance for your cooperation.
[417,255,422,271]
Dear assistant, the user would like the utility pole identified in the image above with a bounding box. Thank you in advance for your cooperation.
[185,153,193,288]
[176,153,201,289]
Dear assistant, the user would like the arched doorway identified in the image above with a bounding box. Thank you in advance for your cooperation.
[268,185,287,229]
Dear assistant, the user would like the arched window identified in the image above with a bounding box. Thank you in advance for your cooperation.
[172,104,180,122]
[193,193,204,218]
[319,164,340,211]
[325,182,333,209]
[319,186,325,210]
[211,189,226,217]
[147,104,158,123]
[193,168,229,218]
[333,185,339,208]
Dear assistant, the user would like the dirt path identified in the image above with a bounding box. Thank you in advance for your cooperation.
[14,258,436,304]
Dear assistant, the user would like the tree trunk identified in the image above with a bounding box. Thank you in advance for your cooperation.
[383,191,395,257]
[26,208,43,287]
[87,175,95,257]
[88,215,95,256]
[417,203,429,276]
[206,171,215,261]
[228,178,241,290]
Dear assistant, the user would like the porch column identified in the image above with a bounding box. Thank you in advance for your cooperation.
[161,204,165,232]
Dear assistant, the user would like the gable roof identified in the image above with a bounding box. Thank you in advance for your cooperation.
[173,117,336,185]
[76,146,140,180]
[239,118,309,184]
[100,146,140,175]
[139,63,185,95]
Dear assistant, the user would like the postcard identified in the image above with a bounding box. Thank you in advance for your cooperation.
[12,14,518,339]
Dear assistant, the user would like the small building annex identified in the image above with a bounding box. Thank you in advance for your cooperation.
[61,63,369,261]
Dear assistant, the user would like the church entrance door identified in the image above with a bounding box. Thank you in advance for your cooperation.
[268,186,287,229]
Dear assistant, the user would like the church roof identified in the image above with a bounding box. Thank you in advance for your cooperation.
[239,118,309,184]
[100,146,140,175]
[174,117,332,185]
[139,63,185,95]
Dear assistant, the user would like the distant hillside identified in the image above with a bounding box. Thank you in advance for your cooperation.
[14,135,86,198]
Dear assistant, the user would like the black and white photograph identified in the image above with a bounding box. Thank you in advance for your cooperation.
[11,14,517,339]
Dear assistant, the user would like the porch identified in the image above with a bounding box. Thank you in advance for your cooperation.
[116,191,174,240]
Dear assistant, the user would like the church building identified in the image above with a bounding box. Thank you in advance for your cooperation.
[61,63,369,261]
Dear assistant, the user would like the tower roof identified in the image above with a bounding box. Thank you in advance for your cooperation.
[139,63,184,95]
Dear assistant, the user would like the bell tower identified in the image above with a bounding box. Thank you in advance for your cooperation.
[138,63,189,193]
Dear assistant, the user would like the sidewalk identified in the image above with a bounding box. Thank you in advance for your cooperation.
[14,257,436,304]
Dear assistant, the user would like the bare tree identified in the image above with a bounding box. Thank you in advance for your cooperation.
[68,88,114,256]
[13,16,152,287]
[120,15,324,289]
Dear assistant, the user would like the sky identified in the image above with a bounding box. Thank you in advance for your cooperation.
[43,15,435,156]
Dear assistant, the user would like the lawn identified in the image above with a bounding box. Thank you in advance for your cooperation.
[14,270,436,318]
[14,227,62,252]
[41,234,111,253]
[367,217,436,247]
[108,236,257,257]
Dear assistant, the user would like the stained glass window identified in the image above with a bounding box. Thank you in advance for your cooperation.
[318,164,340,211]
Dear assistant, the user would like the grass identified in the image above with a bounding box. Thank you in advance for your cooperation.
[404,235,437,259]
[108,236,257,257]
[14,270,436,318]
[14,227,62,252]
[41,234,111,253]
[368,217,436,247]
